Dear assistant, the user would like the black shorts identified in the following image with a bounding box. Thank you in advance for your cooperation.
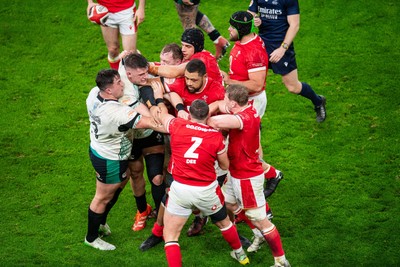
[130,131,165,160]
[266,41,298,75]
[89,148,129,184]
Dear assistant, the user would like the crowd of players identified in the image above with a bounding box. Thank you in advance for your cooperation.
[84,1,328,267]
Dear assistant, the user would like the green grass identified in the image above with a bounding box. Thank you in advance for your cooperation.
[1,0,399,266]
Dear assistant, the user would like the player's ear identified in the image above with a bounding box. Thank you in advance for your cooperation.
[104,87,112,95]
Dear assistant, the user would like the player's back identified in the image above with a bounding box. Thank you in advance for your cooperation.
[168,118,225,186]
[227,105,264,178]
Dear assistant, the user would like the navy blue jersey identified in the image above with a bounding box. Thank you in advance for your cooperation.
[248,0,299,42]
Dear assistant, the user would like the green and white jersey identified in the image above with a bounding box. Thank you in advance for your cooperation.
[86,87,142,160]
[118,62,153,140]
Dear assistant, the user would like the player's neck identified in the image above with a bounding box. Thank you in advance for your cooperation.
[232,104,249,114]
[99,91,117,101]
[196,77,208,94]
[240,33,256,44]
[191,119,207,125]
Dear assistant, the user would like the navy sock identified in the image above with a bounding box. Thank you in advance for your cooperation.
[299,82,322,106]
[86,208,103,242]
[135,193,148,213]
[151,182,166,212]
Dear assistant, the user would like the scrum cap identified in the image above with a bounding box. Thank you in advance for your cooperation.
[229,11,256,39]
[181,28,204,53]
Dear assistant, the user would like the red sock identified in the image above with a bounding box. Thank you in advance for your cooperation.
[263,225,285,257]
[108,59,120,70]
[237,210,256,229]
[221,224,241,250]
[264,166,277,179]
[152,222,164,238]
[165,242,182,267]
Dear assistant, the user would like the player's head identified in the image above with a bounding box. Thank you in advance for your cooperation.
[189,99,209,121]
[229,11,256,41]
[225,84,249,108]
[184,59,207,93]
[181,28,204,60]
[160,43,183,65]
[96,69,124,98]
[124,53,148,86]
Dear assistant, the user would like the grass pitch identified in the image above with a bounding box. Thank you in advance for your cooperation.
[0,0,399,266]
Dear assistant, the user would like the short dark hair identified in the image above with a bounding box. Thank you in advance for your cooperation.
[96,69,120,91]
[226,84,249,106]
[161,43,183,61]
[189,99,209,120]
[185,59,206,76]
[124,53,148,69]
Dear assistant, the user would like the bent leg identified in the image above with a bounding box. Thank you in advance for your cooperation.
[101,25,120,68]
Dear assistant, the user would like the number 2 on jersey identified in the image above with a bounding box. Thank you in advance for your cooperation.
[184,137,202,163]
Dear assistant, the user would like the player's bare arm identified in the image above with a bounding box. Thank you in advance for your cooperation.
[207,114,242,131]
[225,70,266,95]
[208,100,224,115]
[270,14,299,63]
[158,112,175,134]
[216,150,229,171]
[134,0,146,26]
[134,102,152,117]
[165,92,189,120]
[149,80,168,121]
[148,62,187,78]
[135,115,167,133]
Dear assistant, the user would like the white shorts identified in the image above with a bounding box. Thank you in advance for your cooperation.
[222,173,266,209]
[104,7,137,35]
[214,160,228,177]
[249,91,267,118]
[167,180,224,217]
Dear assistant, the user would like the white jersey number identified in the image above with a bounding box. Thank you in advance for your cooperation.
[91,121,99,139]
[184,137,202,159]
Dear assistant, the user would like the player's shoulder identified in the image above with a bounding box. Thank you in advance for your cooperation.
[87,86,100,101]
[169,117,184,128]
[239,105,258,119]
[192,50,216,62]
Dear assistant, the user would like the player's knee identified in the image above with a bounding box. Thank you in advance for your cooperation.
[107,48,120,59]
[284,80,301,94]
[224,196,237,209]
[245,206,267,221]
[129,168,144,180]
[144,153,164,185]
[209,206,228,224]
[151,174,164,186]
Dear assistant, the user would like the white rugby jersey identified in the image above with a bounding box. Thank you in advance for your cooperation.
[118,62,153,139]
[86,87,142,160]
